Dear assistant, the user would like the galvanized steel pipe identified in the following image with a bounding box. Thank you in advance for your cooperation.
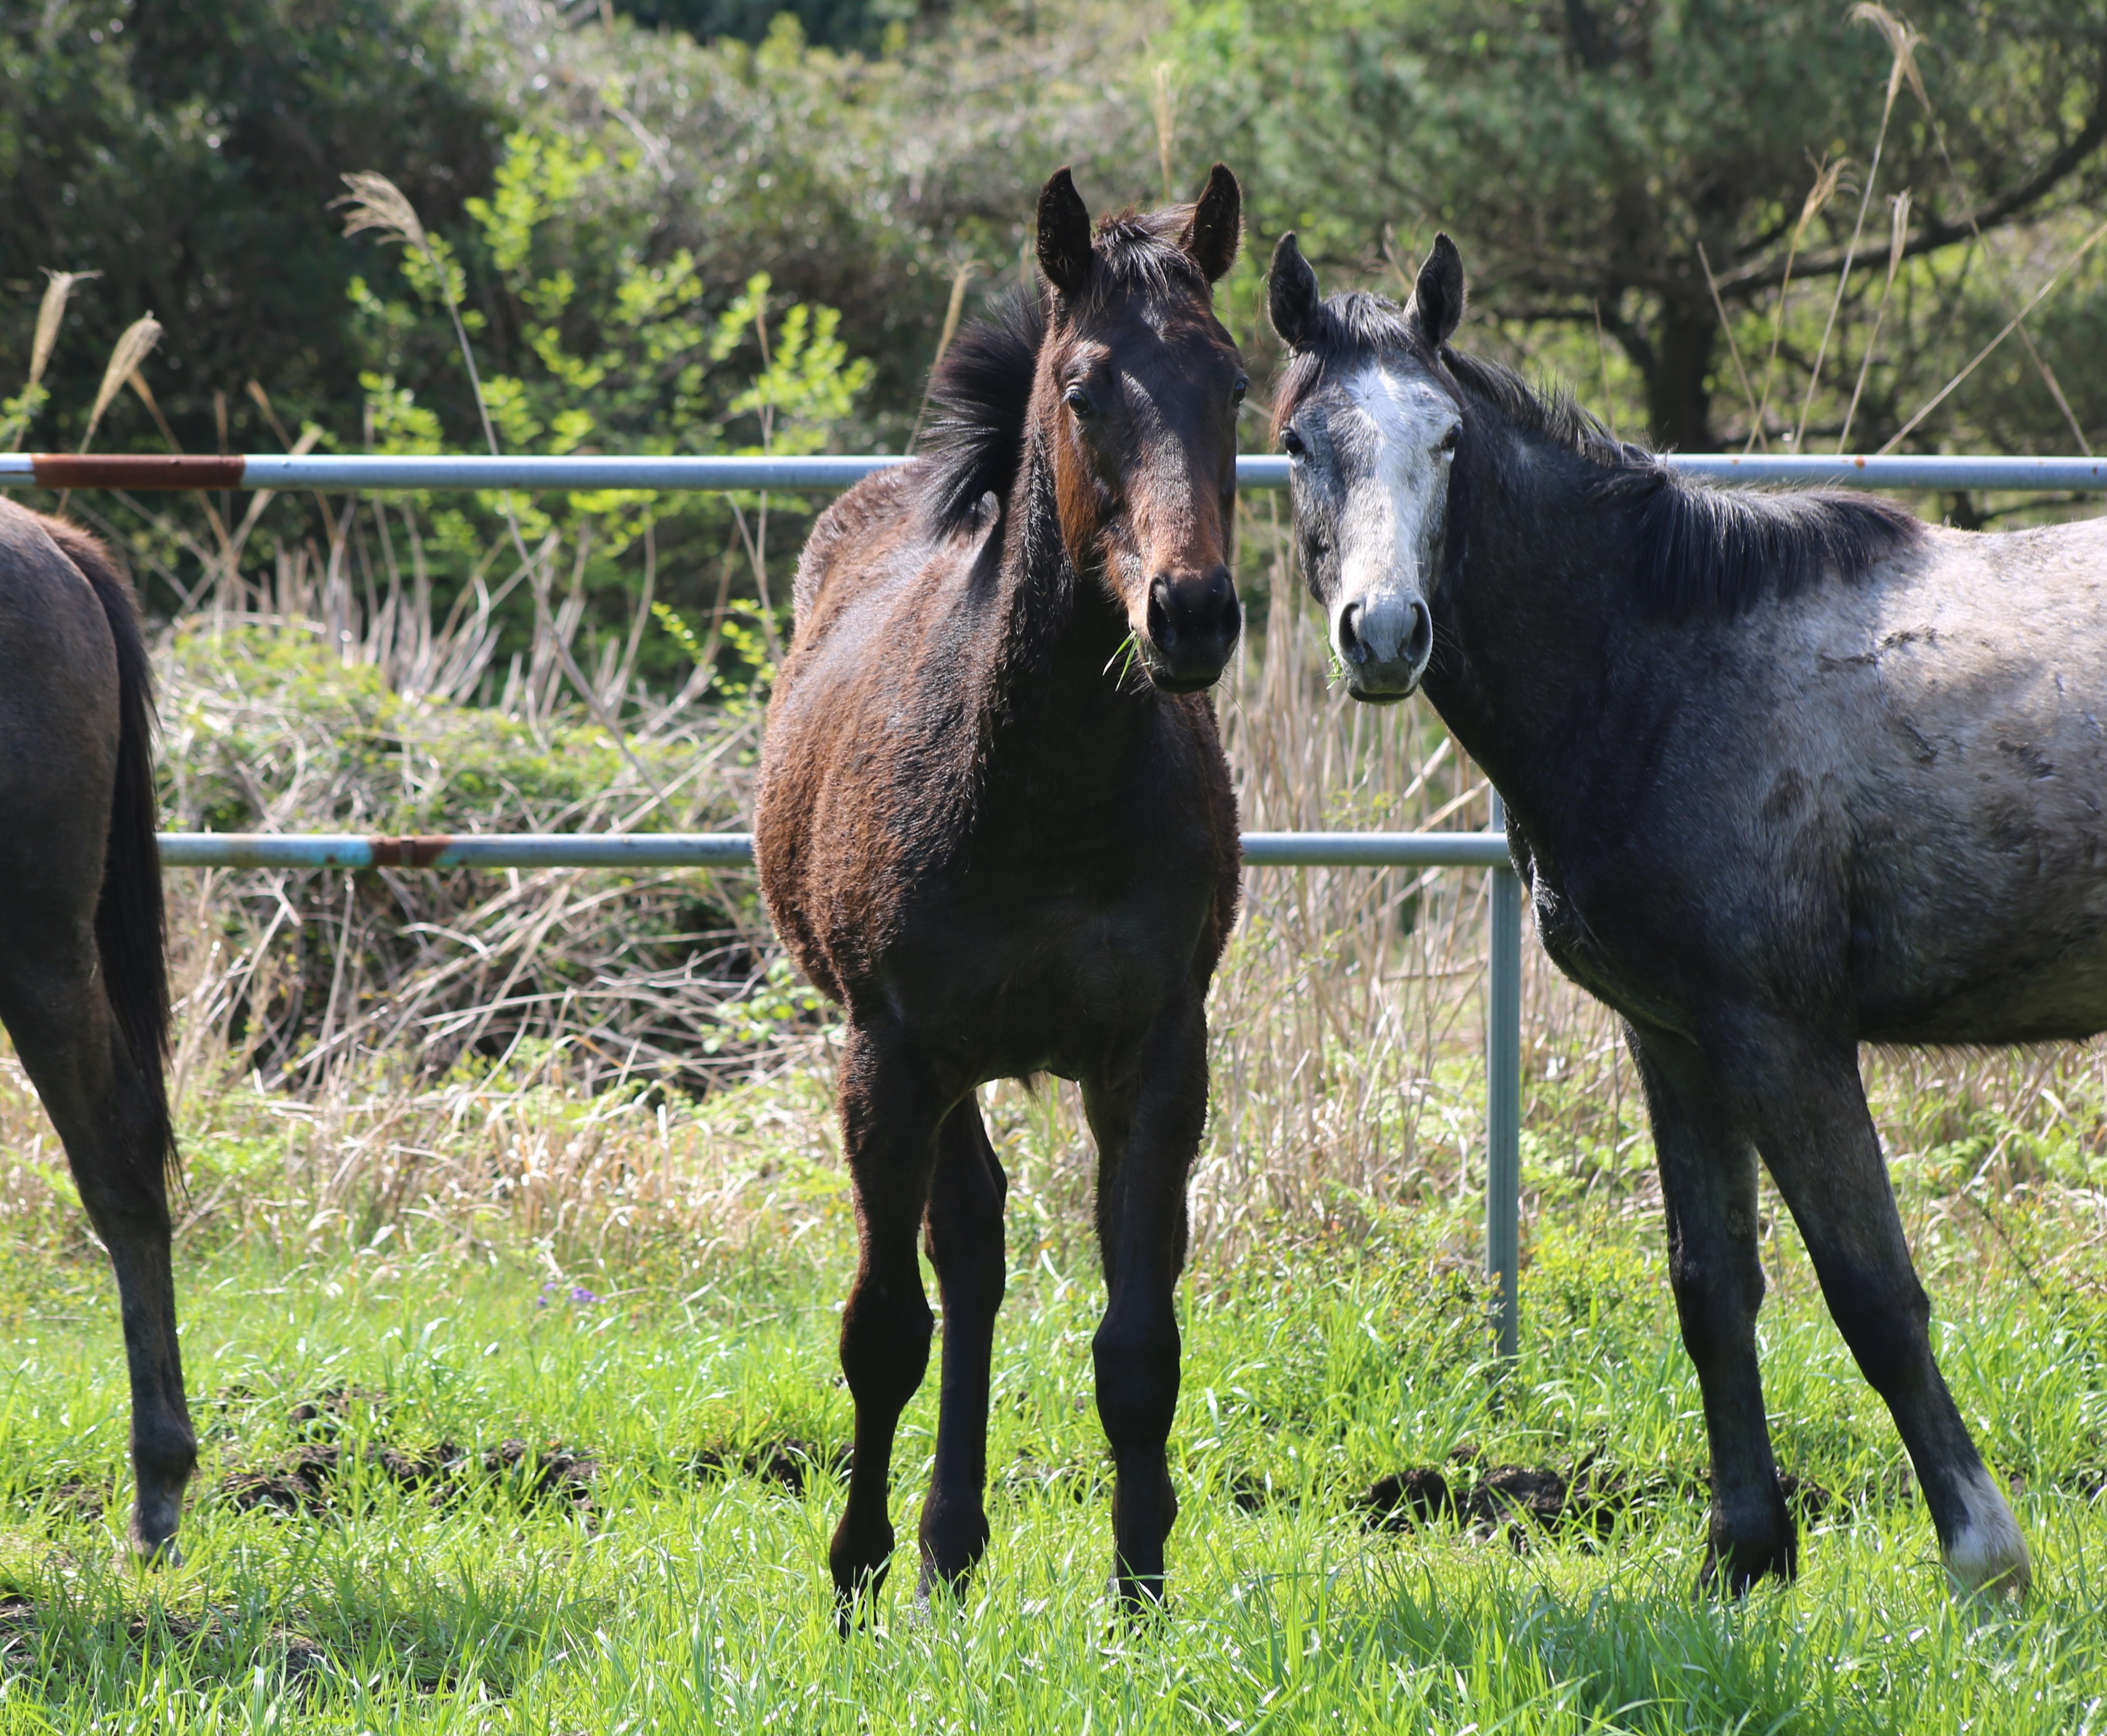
[10,451,2107,493]
[157,830,1514,871]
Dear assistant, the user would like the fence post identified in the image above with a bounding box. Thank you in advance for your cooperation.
[1486,791,1522,1358]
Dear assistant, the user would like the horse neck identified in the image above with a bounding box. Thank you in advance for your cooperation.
[1419,409,1632,818]
[971,434,1158,807]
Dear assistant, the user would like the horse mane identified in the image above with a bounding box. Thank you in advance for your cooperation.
[1443,349,1926,618]
[1279,289,1924,622]
[917,291,1047,540]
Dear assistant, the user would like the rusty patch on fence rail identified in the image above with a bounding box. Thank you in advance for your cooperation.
[32,454,248,491]
[366,835,455,869]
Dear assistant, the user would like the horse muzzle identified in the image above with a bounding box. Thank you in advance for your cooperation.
[1334,589,1432,702]
[1142,566,1242,692]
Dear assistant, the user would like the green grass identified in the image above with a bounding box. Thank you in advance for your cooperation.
[0,1179,2103,1734]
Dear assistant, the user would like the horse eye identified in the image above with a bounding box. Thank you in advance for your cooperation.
[1283,427,1305,457]
[1439,425,1460,453]
[1064,386,1094,417]
[1232,378,1248,406]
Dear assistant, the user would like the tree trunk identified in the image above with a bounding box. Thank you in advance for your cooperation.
[1642,299,1718,452]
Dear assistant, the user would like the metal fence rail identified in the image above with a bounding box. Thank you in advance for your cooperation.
[10,450,2107,494]
[155,830,1516,871]
[39,445,2105,1353]
[159,827,1526,1347]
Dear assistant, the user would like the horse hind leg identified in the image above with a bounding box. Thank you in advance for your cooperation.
[915,1094,1008,1599]
[0,920,194,1564]
[828,1026,946,1623]
[1630,1027,1794,1592]
[1735,1022,2030,1599]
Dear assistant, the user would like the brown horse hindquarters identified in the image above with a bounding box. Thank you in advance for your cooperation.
[760,475,992,1010]
[0,500,191,1563]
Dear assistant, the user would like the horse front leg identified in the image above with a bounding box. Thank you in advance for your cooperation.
[830,1025,948,1624]
[1629,1025,1794,1592]
[1084,995,1206,1610]
[916,1095,1008,1598]
[1731,1020,2031,1599]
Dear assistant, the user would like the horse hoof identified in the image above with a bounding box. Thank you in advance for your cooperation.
[129,1532,182,1571]
[1945,1471,2031,1602]
[1695,1538,1793,1598]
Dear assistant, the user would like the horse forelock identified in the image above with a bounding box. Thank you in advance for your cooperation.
[1082,206,1211,309]
[1270,291,1422,441]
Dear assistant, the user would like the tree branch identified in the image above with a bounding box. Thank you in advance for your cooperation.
[1715,44,2107,295]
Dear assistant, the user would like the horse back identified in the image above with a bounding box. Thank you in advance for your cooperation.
[759,463,986,1003]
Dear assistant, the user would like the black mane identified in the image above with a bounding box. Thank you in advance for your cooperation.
[1443,348,1926,620]
[917,291,1046,540]
[1281,290,1925,622]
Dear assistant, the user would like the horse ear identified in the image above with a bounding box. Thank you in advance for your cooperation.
[1268,232,1321,351]
[1036,167,1094,297]
[1406,233,1465,348]
[1180,163,1241,283]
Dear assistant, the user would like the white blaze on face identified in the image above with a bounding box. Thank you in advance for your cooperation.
[1330,363,1458,681]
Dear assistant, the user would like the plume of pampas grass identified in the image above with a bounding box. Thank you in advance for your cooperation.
[1793,4,1923,446]
[336,170,431,255]
[29,270,96,393]
[1,269,97,448]
[1745,156,1846,451]
[79,313,162,451]
[1849,2,1927,112]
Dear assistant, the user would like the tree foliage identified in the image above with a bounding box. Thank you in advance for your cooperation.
[0,0,498,441]
[1177,0,2107,450]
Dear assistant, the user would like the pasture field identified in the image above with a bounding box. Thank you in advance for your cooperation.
[0,1066,2103,1735]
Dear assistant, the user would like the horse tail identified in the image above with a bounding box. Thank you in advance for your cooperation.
[47,520,177,1184]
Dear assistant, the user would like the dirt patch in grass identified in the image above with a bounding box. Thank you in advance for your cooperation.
[1356,1451,1836,1547]
[18,1477,112,1523]
[218,1437,596,1517]
[690,1437,847,1496]
[212,1392,596,1519]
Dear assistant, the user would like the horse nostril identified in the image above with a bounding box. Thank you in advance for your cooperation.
[1405,600,1432,667]
[1338,600,1365,663]
[1148,577,1176,648]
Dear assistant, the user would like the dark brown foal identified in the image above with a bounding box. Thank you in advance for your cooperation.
[755,165,1248,1617]
[0,498,190,1562]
